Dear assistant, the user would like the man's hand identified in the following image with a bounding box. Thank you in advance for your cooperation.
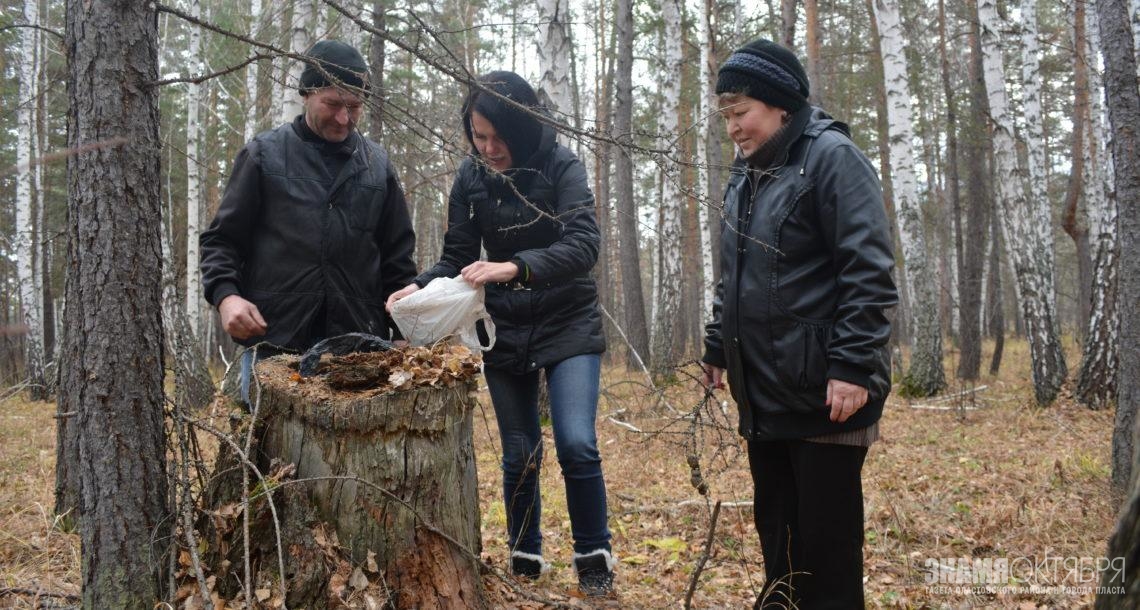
[826,379,869,423]
[460,261,518,287]
[218,295,267,341]
[385,284,420,312]
[700,362,725,391]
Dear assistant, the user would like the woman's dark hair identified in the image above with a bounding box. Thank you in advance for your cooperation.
[461,71,544,167]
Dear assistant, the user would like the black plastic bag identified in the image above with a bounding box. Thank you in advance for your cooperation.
[299,333,394,377]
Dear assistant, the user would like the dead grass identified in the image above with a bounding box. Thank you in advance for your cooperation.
[0,337,1119,608]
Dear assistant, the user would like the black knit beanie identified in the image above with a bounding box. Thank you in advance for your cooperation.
[462,71,544,166]
[299,40,370,95]
[716,39,809,111]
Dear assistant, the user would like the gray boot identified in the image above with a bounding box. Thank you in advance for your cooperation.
[573,549,615,597]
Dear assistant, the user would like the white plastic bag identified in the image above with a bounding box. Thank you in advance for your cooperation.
[390,276,496,351]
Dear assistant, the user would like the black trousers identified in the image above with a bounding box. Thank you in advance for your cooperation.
[748,439,868,610]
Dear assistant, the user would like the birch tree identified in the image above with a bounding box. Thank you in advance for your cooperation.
[244,0,264,141]
[613,0,651,368]
[977,0,1066,405]
[59,0,169,605]
[873,0,945,397]
[1075,7,1119,409]
[536,0,573,124]
[651,0,684,373]
[697,0,716,316]
[281,0,314,123]
[185,0,204,342]
[16,0,46,397]
[1020,0,1056,315]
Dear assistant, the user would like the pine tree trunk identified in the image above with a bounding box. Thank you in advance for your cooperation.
[1092,0,1140,493]
[960,0,992,380]
[780,0,796,48]
[987,202,1005,375]
[977,0,1067,405]
[804,0,825,108]
[1064,0,1093,343]
[873,0,945,398]
[59,1,169,607]
[1074,7,1119,410]
[368,0,387,138]
[613,0,651,369]
[651,0,683,375]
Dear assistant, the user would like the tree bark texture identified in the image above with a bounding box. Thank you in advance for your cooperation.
[369,0,387,138]
[697,0,717,318]
[977,0,1067,405]
[651,0,684,374]
[281,0,313,123]
[613,0,651,369]
[59,1,169,607]
[1094,0,1140,491]
[781,0,797,48]
[230,357,485,609]
[185,0,203,346]
[804,0,825,108]
[1064,0,1093,343]
[958,0,991,381]
[537,0,574,125]
[873,0,946,398]
[16,0,45,398]
[1075,6,1120,410]
[938,0,964,356]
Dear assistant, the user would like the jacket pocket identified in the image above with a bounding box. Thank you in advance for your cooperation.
[772,320,831,391]
[344,182,385,232]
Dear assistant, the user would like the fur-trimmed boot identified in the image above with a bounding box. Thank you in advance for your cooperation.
[510,551,550,580]
[573,549,616,597]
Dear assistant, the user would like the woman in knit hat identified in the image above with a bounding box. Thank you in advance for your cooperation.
[387,71,615,597]
[700,40,898,609]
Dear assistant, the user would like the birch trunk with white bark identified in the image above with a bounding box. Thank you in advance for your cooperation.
[536,0,573,129]
[16,0,45,396]
[977,0,1066,405]
[1020,0,1057,315]
[698,0,716,317]
[244,0,263,142]
[185,0,203,343]
[873,0,945,397]
[651,0,684,373]
[281,0,314,123]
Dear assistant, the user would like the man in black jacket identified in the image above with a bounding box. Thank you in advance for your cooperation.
[201,40,416,391]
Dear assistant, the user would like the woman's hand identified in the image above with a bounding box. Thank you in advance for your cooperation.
[461,261,519,287]
[700,362,725,390]
[826,379,869,423]
[385,284,420,312]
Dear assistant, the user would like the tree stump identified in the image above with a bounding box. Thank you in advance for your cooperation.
[239,351,486,609]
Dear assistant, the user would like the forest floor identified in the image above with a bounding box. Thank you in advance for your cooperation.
[0,338,1120,609]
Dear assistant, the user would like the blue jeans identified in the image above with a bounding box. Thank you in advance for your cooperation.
[483,353,611,556]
